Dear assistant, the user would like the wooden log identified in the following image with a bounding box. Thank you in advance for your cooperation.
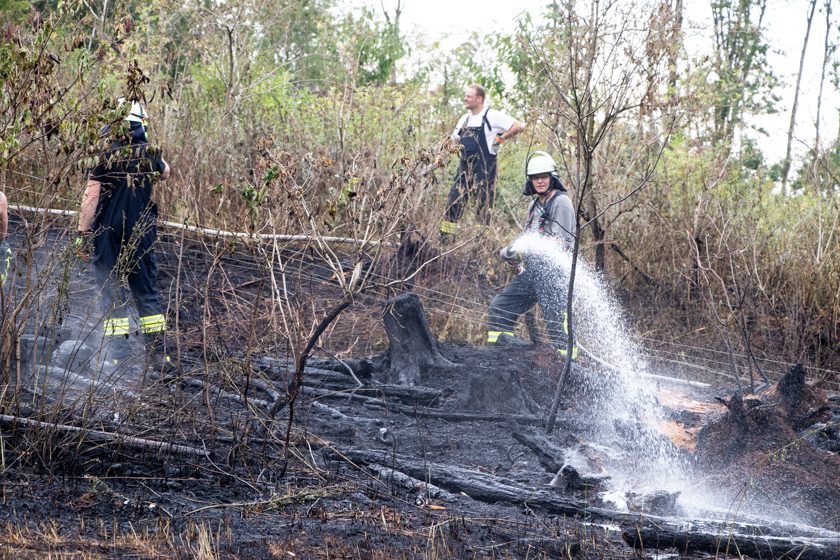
[327,444,840,558]
[366,463,459,503]
[383,293,454,385]
[622,524,840,560]
[324,446,587,517]
[303,380,448,406]
[309,401,382,429]
[0,414,207,457]
[304,387,543,425]
[306,357,376,381]
[253,356,375,382]
[511,430,575,473]
[180,376,271,410]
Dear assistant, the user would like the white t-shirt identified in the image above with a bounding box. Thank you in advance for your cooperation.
[450,105,517,155]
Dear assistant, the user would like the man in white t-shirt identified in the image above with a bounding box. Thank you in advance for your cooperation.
[440,84,524,242]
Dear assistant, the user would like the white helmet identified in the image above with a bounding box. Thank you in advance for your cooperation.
[526,151,557,176]
[523,151,565,195]
[117,97,148,127]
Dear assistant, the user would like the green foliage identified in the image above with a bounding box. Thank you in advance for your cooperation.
[709,0,779,147]
[0,0,30,24]
[1,0,839,369]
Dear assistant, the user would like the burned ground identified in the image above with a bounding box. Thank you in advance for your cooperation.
[1,219,840,559]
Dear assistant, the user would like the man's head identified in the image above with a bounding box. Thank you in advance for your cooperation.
[523,151,564,196]
[110,97,149,143]
[463,84,486,112]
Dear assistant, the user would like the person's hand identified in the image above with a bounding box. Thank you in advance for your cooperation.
[499,246,518,262]
[499,246,523,272]
[73,231,93,261]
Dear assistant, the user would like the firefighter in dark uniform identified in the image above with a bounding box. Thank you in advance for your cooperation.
[76,100,172,371]
[439,84,524,242]
[486,151,578,359]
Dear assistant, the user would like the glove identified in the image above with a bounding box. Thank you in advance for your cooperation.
[492,133,505,154]
[499,246,519,262]
[73,231,93,262]
[0,240,11,286]
[500,246,523,273]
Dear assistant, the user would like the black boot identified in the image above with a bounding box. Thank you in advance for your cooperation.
[101,334,135,372]
[143,333,178,377]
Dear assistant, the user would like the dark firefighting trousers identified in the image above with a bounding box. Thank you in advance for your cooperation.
[93,219,165,346]
[442,153,497,228]
[486,268,576,358]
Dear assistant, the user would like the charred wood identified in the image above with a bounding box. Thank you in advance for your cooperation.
[366,463,459,503]
[383,293,454,386]
[180,376,271,410]
[0,414,208,457]
[325,446,591,517]
[309,401,383,429]
[622,523,840,560]
[303,380,448,406]
[252,356,375,383]
[511,430,574,473]
[304,387,542,425]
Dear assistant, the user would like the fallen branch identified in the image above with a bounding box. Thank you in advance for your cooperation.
[325,445,588,516]
[511,430,570,473]
[0,414,208,457]
[622,523,840,560]
[302,379,448,406]
[366,463,459,503]
[310,401,382,429]
[327,444,839,557]
[305,388,543,425]
[181,376,271,410]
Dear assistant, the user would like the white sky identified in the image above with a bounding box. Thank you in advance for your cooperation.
[342,0,838,164]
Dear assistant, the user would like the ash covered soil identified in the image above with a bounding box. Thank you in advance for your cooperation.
[2,223,840,559]
[3,339,840,559]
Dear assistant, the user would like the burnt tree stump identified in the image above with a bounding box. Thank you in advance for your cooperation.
[383,293,454,386]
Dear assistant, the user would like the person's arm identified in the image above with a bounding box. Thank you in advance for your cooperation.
[160,158,170,180]
[498,119,525,142]
[78,179,101,232]
[0,191,8,240]
[550,194,576,250]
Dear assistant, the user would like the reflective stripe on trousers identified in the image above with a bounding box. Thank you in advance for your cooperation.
[104,317,131,337]
[139,313,166,334]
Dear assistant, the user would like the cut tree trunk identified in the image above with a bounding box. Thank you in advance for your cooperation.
[457,371,536,415]
[383,293,454,385]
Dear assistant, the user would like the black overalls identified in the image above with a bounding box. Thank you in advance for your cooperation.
[89,127,166,342]
[486,192,576,358]
[441,108,497,234]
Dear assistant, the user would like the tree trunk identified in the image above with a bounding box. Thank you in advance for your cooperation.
[812,0,833,187]
[383,293,454,385]
[781,0,817,194]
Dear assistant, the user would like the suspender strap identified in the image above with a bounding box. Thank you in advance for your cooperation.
[460,108,493,133]
[525,192,558,232]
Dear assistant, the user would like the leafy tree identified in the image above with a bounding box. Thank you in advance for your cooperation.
[709,0,778,152]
